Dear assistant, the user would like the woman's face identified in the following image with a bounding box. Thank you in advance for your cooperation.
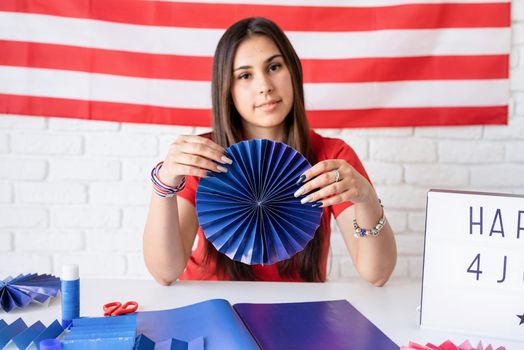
[230,35,294,139]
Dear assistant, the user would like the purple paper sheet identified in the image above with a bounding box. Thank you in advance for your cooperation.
[234,299,399,350]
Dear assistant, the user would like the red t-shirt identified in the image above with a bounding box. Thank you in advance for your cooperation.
[177,130,370,282]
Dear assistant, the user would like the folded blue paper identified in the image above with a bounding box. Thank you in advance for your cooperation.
[12,320,45,350]
[137,299,258,349]
[196,139,323,265]
[0,318,26,349]
[135,299,398,350]
[0,273,60,312]
[0,318,63,350]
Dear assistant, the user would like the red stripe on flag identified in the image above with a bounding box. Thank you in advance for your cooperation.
[0,94,211,127]
[307,106,508,127]
[0,40,213,81]
[0,1,511,31]
[302,55,509,82]
[0,94,507,128]
[0,41,509,82]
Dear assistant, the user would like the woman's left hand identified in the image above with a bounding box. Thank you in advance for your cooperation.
[294,160,373,207]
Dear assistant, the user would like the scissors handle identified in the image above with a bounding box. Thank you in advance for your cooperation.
[115,301,138,315]
[103,301,138,316]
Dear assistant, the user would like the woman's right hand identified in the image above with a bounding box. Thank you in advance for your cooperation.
[158,135,233,187]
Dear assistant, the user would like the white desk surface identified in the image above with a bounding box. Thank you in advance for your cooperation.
[1,278,520,349]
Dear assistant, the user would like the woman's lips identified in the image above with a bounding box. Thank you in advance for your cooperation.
[256,99,281,112]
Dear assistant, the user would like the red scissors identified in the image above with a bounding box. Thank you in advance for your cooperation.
[103,301,138,316]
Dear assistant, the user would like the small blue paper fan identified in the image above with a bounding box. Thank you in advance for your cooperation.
[196,139,323,265]
[0,274,60,312]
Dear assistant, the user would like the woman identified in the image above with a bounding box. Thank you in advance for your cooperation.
[143,17,396,285]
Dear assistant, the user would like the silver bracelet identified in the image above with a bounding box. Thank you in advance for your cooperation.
[353,203,386,238]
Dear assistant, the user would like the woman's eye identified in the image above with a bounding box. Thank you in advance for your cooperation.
[238,73,250,80]
[268,63,281,72]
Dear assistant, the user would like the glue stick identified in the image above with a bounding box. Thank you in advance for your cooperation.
[61,264,80,329]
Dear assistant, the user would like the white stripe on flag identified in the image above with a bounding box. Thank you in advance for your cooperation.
[305,81,509,109]
[0,66,509,109]
[0,12,511,58]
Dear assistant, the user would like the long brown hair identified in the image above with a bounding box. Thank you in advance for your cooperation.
[206,17,327,282]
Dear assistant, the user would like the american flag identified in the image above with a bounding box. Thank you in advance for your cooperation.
[0,0,511,128]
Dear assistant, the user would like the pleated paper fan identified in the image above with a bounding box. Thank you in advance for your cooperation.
[196,139,323,265]
[0,274,60,313]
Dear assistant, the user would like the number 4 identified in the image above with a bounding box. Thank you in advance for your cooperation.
[467,253,483,281]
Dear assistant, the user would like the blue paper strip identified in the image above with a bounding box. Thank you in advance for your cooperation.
[0,317,27,349]
[134,334,155,350]
[65,329,135,340]
[63,337,135,350]
[71,314,136,327]
[0,319,7,331]
[12,320,46,350]
[170,337,189,350]
[33,320,64,350]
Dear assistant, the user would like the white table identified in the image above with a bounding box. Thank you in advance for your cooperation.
[2,278,520,349]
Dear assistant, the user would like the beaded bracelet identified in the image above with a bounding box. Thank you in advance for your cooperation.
[353,203,386,238]
[151,161,186,198]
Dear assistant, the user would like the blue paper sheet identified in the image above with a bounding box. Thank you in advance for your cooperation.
[136,299,259,350]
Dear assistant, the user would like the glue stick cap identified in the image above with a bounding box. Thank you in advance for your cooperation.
[62,264,79,281]
[40,339,61,350]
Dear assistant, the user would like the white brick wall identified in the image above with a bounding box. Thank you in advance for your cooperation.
[50,207,121,229]
[1,1,524,281]
[0,207,48,228]
[0,134,8,153]
[49,158,120,181]
[0,183,12,203]
[0,232,13,252]
[11,132,83,155]
[0,158,47,180]
[438,141,504,163]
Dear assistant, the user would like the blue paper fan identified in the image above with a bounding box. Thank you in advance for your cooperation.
[196,139,323,265]
[0,274,60,312]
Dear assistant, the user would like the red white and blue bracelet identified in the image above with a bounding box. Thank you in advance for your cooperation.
[151,161,186,198]
[352,200,386,238]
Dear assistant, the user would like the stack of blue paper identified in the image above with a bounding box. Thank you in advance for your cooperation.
[62,314,136,349]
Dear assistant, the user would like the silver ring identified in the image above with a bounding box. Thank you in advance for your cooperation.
[332,169,341,183]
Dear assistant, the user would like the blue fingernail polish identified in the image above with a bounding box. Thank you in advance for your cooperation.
[296,175,306,185]
[312,202,323,208]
